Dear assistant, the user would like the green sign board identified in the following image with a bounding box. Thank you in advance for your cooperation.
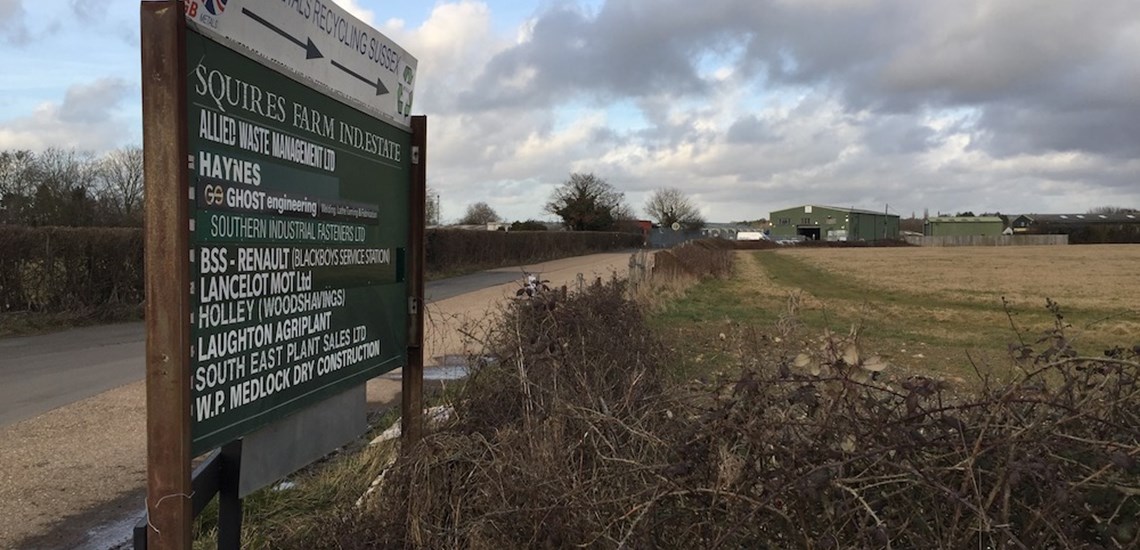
[185,28,410,454]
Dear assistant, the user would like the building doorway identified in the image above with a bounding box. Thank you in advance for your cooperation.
[797,226,821,240]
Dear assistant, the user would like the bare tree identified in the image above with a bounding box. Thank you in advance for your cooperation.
[0,148,135,226]
[1088,205,1137,214]
[0,150,36,223]
[96,146,144,226]
[426,186,441,225]
[0,150,35,197]
[545,173,632,231]
[25,148,99,226]
[460,201,500,225]
[644,187,704,229]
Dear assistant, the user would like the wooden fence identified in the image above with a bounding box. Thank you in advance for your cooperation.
[903,235,1068,247]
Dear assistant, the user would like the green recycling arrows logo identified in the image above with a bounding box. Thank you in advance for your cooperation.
[397,65,415,117]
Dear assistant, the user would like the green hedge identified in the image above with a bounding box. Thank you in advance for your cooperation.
[0,226,642,315]
[0,226,144,313]
[425,229,642,273]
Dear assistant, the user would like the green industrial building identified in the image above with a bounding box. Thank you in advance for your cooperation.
[769,205,899,241]
[923,216,1005,237]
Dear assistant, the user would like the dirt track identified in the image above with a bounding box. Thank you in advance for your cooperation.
[0,252,634,549]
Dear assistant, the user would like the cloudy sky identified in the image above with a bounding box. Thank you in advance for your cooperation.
[2,0,1138,222]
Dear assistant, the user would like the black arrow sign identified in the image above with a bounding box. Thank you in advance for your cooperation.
[242,8,323,59]
[331,59,389,96]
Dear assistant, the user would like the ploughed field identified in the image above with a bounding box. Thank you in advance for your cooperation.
[654,244,1140,382]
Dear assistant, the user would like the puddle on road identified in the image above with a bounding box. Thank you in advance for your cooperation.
[425,354,471,380]
[382,354,472,381]
[424,365,469,380]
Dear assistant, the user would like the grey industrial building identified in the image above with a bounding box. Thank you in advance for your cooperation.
[769,205,899,241]
[1009,212,1140,243]
[924,216,1004,237]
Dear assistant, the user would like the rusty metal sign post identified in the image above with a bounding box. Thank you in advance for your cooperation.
[403,116,426,446]
[139,1,423,548]
[140,3,192,548]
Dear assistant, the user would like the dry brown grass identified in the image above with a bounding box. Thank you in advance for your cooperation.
[781,244,1140,312]
[217,244,1138,549]
[780,245,1140,370]
[347,275,1140,549]
[653,245,1139,384]
[629,271,700,312]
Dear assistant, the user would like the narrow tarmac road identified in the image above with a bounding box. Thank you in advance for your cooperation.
[0,260,550,429]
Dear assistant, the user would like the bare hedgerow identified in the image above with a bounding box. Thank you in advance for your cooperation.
[669,300,1140,548]
[653,239,735,280]
[447,278,672,441]
[346,288,1139,549]
[347,279,688,549]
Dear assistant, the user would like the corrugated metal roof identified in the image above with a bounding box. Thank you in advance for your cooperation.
[772,205,899,216]
[1014,213,1139,224]
[926,216,1004,223]
[817,205,895,216]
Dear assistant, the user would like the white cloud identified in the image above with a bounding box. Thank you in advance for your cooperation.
[2,0,1138,224]
[383,1,503,112]
[410,0,1140,222]
[0,78,136,151]
[0,0,28,44]
[337,0,376,26]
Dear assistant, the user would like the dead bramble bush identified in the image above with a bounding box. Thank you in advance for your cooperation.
[348,279,686,549]
[652,239,735,281]
[676,303,1139,548]
[348,286,1138,549]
